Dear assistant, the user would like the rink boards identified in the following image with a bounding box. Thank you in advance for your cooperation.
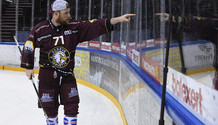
[1,41,218,124]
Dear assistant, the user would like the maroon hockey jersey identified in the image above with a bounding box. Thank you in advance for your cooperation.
[21,19,112,75]
[183,16,218,44]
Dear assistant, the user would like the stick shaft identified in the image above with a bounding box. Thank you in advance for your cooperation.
[13,36,22,54]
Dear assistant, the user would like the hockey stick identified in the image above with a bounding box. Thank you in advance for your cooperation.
[13,36,22,54]
[13,36,51,125]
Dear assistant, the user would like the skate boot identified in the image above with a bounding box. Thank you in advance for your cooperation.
[64,116,77,125]
[46,117,58,125]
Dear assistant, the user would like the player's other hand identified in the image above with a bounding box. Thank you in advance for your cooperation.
[155,13,183,23]
[110,14,136,25]
[155,13,170,22]
[26,69,35,80]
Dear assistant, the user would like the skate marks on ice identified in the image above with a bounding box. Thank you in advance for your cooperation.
[0,70,123,125]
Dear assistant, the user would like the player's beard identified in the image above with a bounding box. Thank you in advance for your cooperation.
[56,15,70,25]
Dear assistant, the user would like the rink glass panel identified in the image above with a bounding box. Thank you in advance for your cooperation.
[1,0,218,124]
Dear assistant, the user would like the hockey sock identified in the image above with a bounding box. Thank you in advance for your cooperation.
[47,117,58,125]
[64,116,77,125]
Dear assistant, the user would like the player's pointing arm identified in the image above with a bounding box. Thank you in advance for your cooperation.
[110,14,136,25]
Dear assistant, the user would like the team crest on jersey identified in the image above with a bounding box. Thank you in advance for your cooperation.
[48,46,70,68]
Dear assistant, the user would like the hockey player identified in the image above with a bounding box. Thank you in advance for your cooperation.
[156,13,218,90]
[20,0,136,124]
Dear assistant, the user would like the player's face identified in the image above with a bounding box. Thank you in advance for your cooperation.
[57,8,71,25]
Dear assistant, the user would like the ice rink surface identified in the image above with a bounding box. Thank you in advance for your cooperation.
[0,70,123,125]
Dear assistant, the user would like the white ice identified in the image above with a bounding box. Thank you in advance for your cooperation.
[0,70,123,125]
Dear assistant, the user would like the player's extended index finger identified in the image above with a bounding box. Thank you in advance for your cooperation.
[125,14,136,17]
[155,13,163,16]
